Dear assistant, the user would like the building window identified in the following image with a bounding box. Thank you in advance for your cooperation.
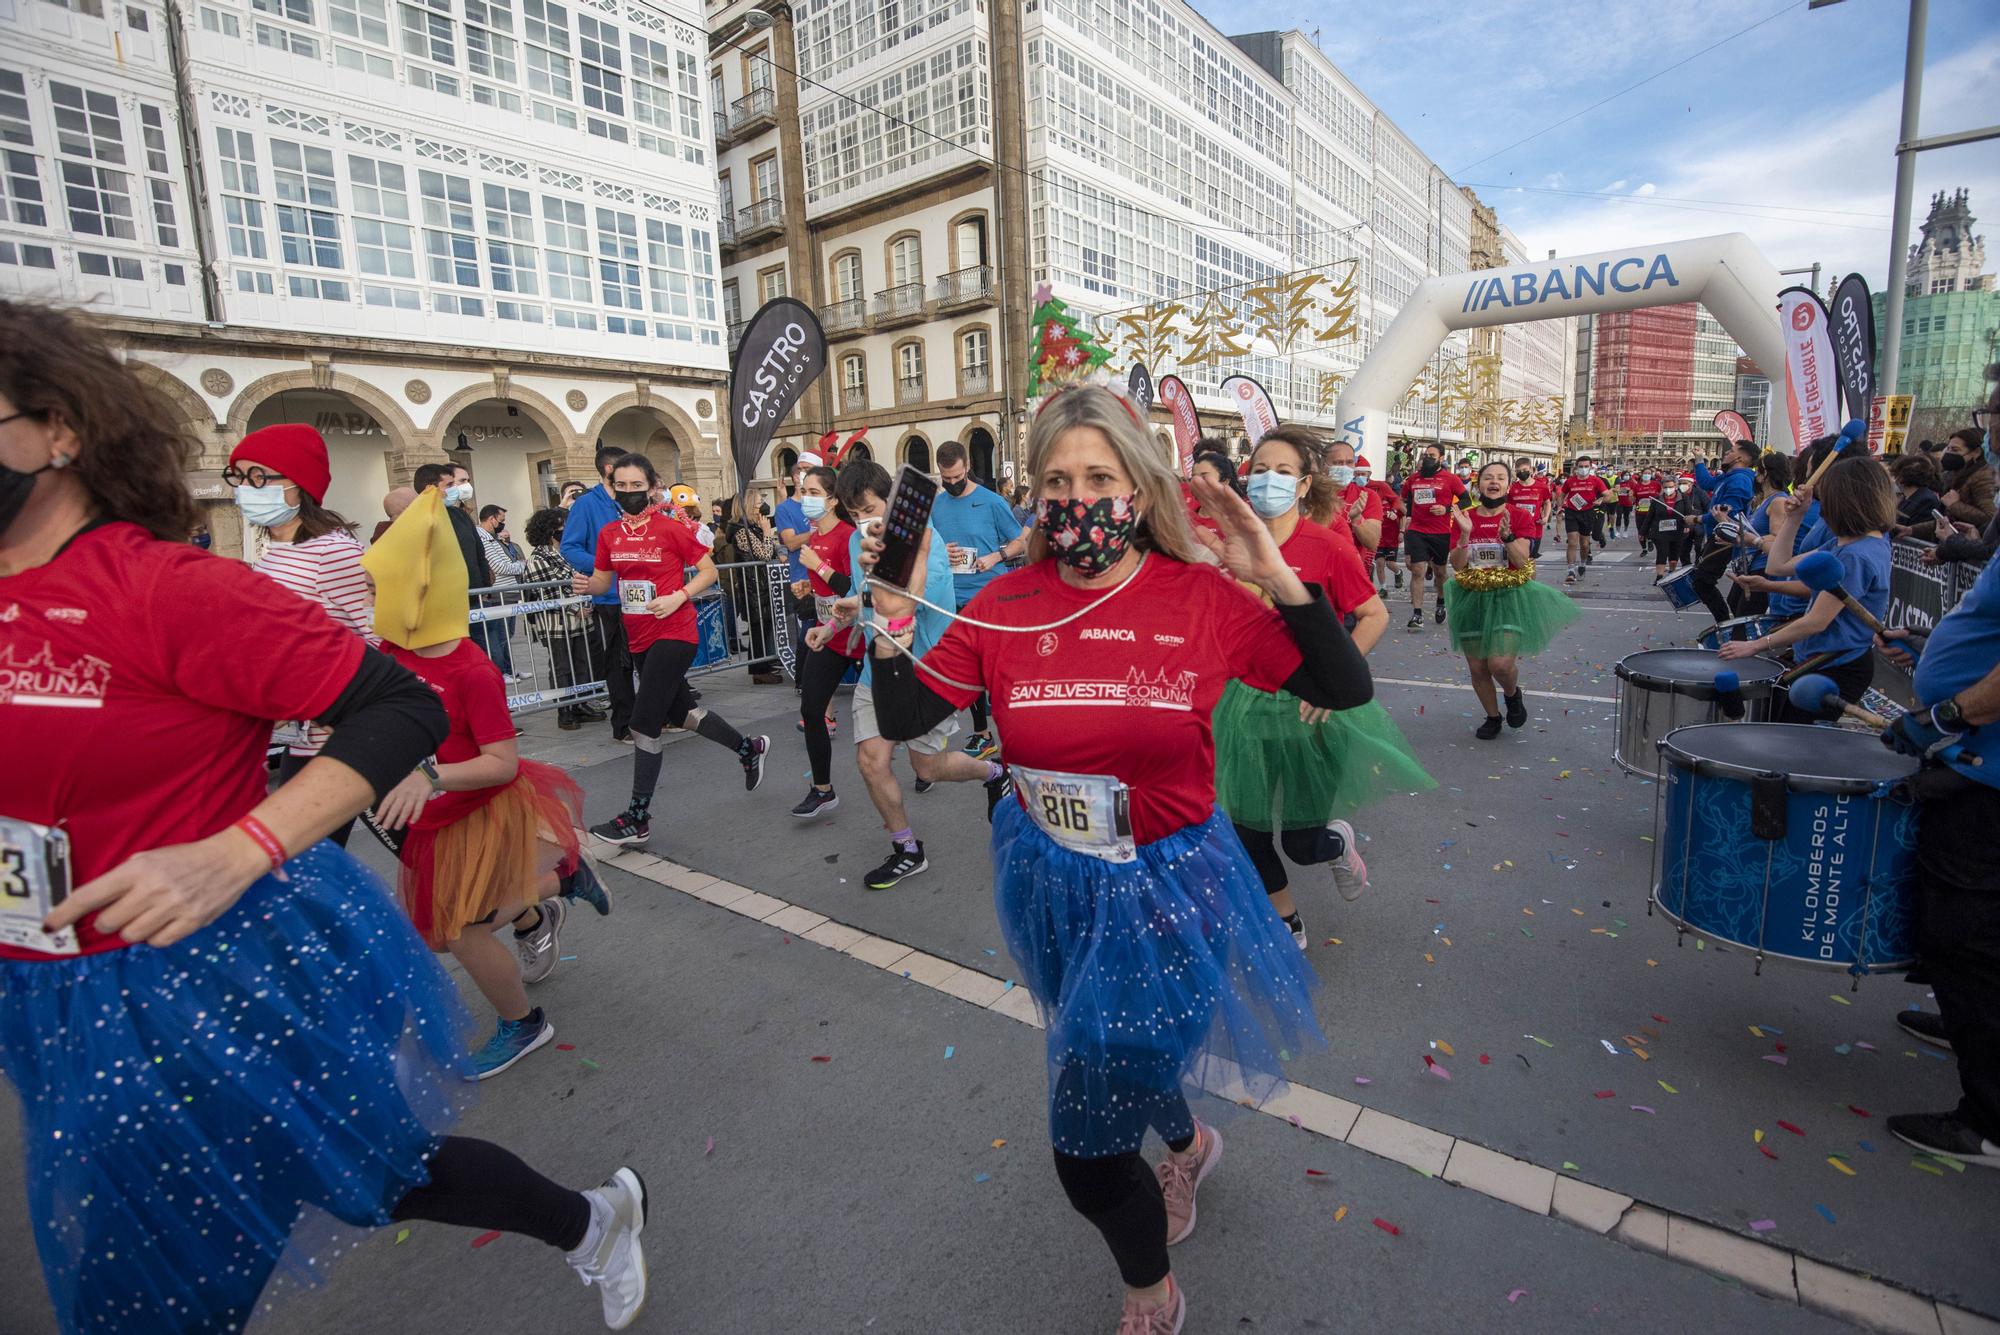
[465,0,518,81]
[51,81,125,164]
[272,138,343,268]
[484,182,540,320]
[337,43,397,77]
[960,327,989,382]
[952,213,987,269]
[400,0,456,66]
[629,30,677,140]
[750,152,778,202]
[595,205,642,331]
[841,351,865,390]
[0,72,47,229]
[288,273,350,300]
[716,171,733,218]
[77,250,144,280]
[889,233,920,288]
[215,127,266,259]
[58,158,137,239]
[831,250,861,302]
[331,0,390,43]
[644,217,690,323]
[577,15,628,141]
[236,269,275,294]
[523,0,573,96]
[251,0,313,23]
[349,154,415,278]
[364,283,421,308]
[896,340,923,402]
[757,265,785,302]
[541,193,590,300]
[420,169,479,286]
[744,44,772,94]
[200,5,241,34]
[255,21,319,56]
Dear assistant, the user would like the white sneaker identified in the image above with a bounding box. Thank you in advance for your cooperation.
[569,1167,649,1330]
[1325,819,1369,901]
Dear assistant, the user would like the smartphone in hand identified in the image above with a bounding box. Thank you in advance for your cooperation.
[872,465,938,591]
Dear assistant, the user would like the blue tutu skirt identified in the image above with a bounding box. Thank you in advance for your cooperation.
[0,843,473,1334]
[991,801,1324,1157]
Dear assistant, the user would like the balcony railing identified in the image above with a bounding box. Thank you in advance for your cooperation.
[729,86,777,133]
[735,197,783,240]
[933,264,993,306]
[896,375,925,406]
[873,281,927,326]
[712,110,729,143]
[821,297,868,334]
[716,213,736,247]
[727,318,748,347]
[961,364,991,395]
[841,385,867,414]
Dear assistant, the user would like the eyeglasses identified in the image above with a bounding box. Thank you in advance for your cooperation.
[1973,408,1991,432]
[222,466,288,489]
[0,411,36,429]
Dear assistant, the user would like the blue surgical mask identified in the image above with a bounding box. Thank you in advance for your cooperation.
[445,482,474,506]
[1246,470,1299,518]
[799,495,827,520]
[1327,465,1355,487]
[236,483,298,529]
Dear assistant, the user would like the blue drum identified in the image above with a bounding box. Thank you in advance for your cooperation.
[1695,615,1789,651]
[1656,565,1701,610]
[1652,723,1919,976]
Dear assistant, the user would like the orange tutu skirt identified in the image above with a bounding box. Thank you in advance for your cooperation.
[397,758,584,947]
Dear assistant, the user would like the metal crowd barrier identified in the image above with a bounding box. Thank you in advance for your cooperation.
[466,561,797,716]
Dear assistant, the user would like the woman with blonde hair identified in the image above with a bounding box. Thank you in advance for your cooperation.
[859,382,1373,1334]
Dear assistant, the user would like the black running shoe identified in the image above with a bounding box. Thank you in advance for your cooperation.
[913,778,935,795]
[1475,715,1503,740]
[1897,1010,1952,1050]
[985,768,1015,824]
[559,858,614,915]
[1887,1111,2000,1168]
[791,787,839,820]
[1405,609,1424,632]
[740,734,769,791]
[865,842,927,890]
[1505,691,1528,729]
[1434,600,1446,624]
[589,809,651,846]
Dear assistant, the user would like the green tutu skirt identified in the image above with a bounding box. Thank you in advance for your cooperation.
[1442,575,1580,659]
[1214,682,1437,832]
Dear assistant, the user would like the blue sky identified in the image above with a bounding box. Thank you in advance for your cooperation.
[1200,0,2000,290]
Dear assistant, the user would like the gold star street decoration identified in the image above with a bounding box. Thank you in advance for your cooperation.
[1085,260,1365,375]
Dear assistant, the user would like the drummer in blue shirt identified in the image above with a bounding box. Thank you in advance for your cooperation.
[929,439,1028,756]
[1718,458,1892,717]
[1873,537,2000,1168]
[1685,437,1761,624]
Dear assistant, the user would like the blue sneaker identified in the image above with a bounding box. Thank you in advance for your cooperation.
[473,1008,554,1080]
[561,857,614,916]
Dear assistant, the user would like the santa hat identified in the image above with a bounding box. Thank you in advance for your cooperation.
[230,423,332,504]
[359,488,468,650]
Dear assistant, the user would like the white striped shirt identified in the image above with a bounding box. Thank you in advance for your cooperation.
[252,529,377,754]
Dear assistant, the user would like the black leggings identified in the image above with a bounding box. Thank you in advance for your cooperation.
[391,1135,591,1251]
[799,643,850,786]
[1233,822,1340,896]
[1049,1063,1197,1290]
[1774,652,1875,723]
[629,639,744,806]
[1688,540,1734,624]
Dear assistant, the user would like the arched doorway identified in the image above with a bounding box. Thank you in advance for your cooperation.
[846,440,873,463]
[903,435,931,472]
[774,446,799,478]
[596,406,684,491]
[244,388,406,537]
[437,395,574,528]
[966,426,996,489]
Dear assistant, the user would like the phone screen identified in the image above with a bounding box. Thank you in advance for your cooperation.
[1935,508,1955,531]
[873,464,938,592]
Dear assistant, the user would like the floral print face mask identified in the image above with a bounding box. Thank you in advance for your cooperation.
[1040,494,1138,578]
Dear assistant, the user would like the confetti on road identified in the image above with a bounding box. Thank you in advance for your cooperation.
[1912,1159,1945,1177]
[471,1231,502,1249]
[1848,1106,1871,1118]
[705,1136,715,1156]
[1829,994,1851,1006]
[1527,1035,1555,1048]
[1372,1218,1401,1236]
[1434,1040,1456,1057]
[1657,1080,1678,1094]
[1754,1129,1764,1143]
[1748,1220,1776,1233]
[1600,1040,1619,1056]
[579,1057,600,1070]
[944,1046,955,1060]
[1631,1105,1657,1115]
[1354,1077,1372,1086]
[1423,1055,1451,1080]
[1778,1120,1805,1137]
[1827,1157,1856,1176]
[395,1229,410,1244]
[1594,1090,1616,1099]
[1762,1055,1789,1066]
[1506,1289,1528,1304]
[973,1173,991,1184]
[1814,1204,1838,1224]
[1334,1205,1348,1222]
[811,1055,833,1063]
[555,1043,576,1051]
[992,1139,1007,1149]
[1562,1161,1579,1171]
[1479,1054,1491,1065]
[1306,1169,1330,1178]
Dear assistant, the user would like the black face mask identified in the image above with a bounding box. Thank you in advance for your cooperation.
[1477,493,1507,509]
[0,456,58,541]
[1419,459,1442,476]
[1941,454,1967,474]
[615,490,651,516]
[758,502,773,517]
[1516,469,1531,480]
[943,477,970,497]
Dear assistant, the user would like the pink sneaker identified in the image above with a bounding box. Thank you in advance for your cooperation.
[1157,1121,1222,1246]
[1325,819,1369,902]
[1116,1276,1186,1334]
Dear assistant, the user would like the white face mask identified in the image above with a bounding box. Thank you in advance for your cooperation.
[445,482,473,506]
[236,483,298,529]
[1577,467,1596,479]
[1327,464,1355,487]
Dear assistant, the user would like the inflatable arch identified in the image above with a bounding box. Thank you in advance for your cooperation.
[1334,232,1793,463]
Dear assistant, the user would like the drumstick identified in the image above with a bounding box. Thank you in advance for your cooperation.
[1712,671,1747,721]
[1778,650,1842,686]
[1798,419,1869,491]
[1795,550,1889,635]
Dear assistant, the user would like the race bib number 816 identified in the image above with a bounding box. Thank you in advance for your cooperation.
[1012,766,1135,864]
[0,818,78,955]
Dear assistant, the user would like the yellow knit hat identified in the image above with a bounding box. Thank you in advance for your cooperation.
[360,487,469,650]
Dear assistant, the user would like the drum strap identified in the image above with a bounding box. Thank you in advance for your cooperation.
[1750,773,1789,842]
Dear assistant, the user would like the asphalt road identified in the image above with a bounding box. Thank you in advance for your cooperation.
[1,526,1993,1334]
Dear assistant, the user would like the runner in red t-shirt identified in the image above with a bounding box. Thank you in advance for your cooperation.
[1629,468,1665,556]
[577,453,769,847]
[1557,456,1612,583]
[1613,472,1636,538]
[855,387,1374,1331]
[1324,438,1382,564]
[1359,461,1402,593]
[791,463,861,817]
[1397,443,1467,631]
[1507,456,1552,559]
[1444,461,1581,740]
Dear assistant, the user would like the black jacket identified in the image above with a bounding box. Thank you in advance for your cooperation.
[446,503,492,588]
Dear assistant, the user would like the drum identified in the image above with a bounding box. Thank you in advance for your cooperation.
[1695,615,1788,651]
[1652,723,1919,975]
[1613,649,1784,779]
[1656,565,1701,610]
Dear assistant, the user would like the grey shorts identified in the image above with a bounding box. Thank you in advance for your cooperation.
[851,684,960,755]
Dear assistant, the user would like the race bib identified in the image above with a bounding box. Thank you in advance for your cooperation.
[1636,499,1652,512]
[1012,766,1135,864]
[0,818,78,956]
[1413,486,1436,507]
[949,546,977,575]
[618,579,657,613]
[1566,492,1589,510]
[1468,542,1506,569]
[1655,514,1679,532]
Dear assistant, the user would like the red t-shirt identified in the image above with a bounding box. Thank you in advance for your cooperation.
[385,639,515,830]
[595,507,711,652]
[1631,478,1664,507]
[1399,471,1466,534]
[0,524,362,960]
[1462,504,1514,543]
[1281,519,1376,617]
[1337,483,1384,550]
[806,520,856,599]
[919,557,1301,844]
[1560,474,1611,511]
[1507,477,1550,534]
[1615,479,1635,505]
[1364,480,1400,536]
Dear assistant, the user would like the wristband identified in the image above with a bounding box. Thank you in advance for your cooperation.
[885,615,915,636]
[233,815,288,872]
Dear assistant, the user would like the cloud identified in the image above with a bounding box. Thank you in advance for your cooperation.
[1494,35,2000,287]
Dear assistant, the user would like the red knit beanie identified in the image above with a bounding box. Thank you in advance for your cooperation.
[230,424,332,504]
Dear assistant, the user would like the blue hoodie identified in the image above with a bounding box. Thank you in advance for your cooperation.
[560,483,623,606]
[1691,459,1756,536]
